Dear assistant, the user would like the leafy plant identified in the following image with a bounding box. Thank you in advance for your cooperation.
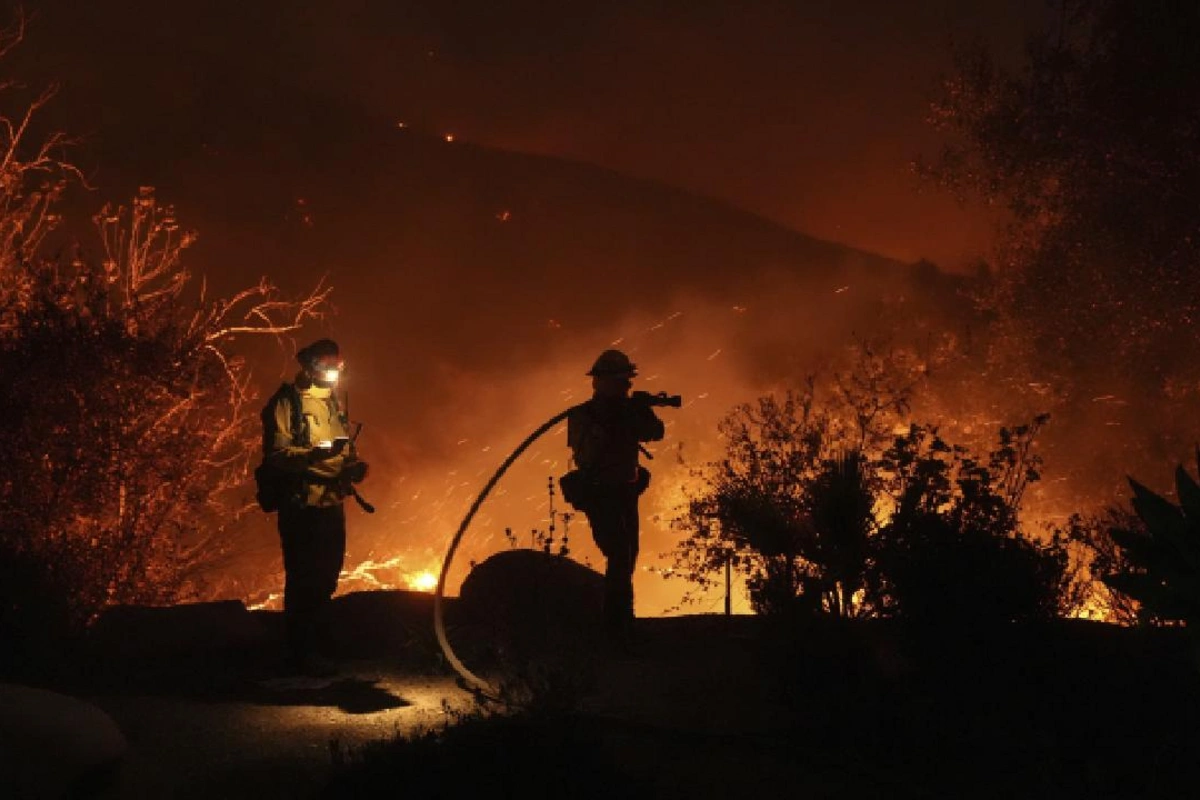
[871,416,1069,625]
[1102,454,1200,627]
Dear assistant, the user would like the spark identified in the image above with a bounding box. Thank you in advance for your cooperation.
[396,121,408,129]
[732,305,747,313]
[707,349,722,361]
[444,134,455,143]
[496,210,512,222]
[834,286,850,294]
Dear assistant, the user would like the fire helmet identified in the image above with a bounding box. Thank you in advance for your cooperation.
[297,338,340,368]
[587,349,637,377]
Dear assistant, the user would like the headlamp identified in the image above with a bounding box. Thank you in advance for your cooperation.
[312,358,344,386]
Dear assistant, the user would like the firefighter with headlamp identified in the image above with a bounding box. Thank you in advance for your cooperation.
[261,338,368,676]
[566,349,667,650]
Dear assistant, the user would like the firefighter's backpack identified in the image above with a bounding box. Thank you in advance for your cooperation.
[254,384,307,512]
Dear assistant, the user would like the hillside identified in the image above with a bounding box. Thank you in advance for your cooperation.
[32,67,973,607]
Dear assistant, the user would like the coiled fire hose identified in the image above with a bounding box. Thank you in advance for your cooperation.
[433,407,574,696]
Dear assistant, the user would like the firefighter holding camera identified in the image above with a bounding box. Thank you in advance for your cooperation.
[566,349,675,649]
[261,338,369,675]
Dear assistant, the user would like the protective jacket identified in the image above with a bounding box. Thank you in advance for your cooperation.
[567,396,664,484]
[264,378,352,508]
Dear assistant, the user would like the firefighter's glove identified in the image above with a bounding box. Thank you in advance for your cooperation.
[343,460,369,484]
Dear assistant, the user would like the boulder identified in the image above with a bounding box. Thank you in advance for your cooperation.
[88,600,266,659]
[458,550,604,650]
[0,683,127,798]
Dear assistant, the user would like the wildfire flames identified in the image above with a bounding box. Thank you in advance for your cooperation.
[232,282,1154,618]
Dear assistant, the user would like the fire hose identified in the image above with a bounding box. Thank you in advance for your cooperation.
[433,407,573,696]
[433,392,682,697]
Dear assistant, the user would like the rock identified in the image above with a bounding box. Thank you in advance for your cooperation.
[458,550,604,648]
[0,683,127,798]
[88,600,265,658]
[326,590,441,657]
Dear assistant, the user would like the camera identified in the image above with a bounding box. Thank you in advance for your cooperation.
[631,390,683,408]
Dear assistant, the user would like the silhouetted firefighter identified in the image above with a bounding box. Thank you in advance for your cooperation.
[564,349,679,649]
[257,339,370,675]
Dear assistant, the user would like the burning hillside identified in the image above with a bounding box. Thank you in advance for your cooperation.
[27,82,1191,618]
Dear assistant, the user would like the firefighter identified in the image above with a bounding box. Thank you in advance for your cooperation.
[567,349,665,648]
[262,338,368,675]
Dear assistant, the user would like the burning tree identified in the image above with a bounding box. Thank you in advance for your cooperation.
[0,48,329,638]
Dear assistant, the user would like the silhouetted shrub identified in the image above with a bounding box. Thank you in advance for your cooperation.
[874,514,1067,626]
[870,419,1071,625]
[671,394,1074,625]
[1102,456,1200,630]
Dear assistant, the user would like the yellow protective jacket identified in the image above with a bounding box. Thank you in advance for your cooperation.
[263,378,351,508]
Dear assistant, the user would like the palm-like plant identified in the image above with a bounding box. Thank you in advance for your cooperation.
[1103,453,1200,626]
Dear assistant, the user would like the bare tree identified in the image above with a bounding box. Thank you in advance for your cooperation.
[0,26,331,633]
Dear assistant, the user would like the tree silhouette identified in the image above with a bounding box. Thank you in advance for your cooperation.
[922,0,1200,480]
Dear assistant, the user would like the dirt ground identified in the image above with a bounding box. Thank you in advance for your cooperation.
[8,591,1200,799]
[7,596,885,799]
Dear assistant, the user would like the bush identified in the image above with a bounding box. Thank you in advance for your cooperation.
[870,419,1072,625]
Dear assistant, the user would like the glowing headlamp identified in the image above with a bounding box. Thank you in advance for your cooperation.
[312,358,344,385]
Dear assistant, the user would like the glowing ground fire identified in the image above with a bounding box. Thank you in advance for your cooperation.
[409,571,438,593]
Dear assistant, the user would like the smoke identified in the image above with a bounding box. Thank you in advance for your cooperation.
[231,261,952,615]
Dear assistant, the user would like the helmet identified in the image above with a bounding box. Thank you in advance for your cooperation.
[587,349,637,377]
[297,338,340,368]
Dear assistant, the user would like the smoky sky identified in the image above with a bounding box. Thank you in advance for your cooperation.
[16,0,1046,270]
[5,0,1063,612]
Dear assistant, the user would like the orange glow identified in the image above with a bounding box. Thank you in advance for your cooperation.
[409,571,438,593]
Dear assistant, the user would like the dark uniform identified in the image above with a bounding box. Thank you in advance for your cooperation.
[263,340,366,672]
[567,350,664,640]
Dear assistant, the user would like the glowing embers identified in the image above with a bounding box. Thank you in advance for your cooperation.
[337,557,443,595]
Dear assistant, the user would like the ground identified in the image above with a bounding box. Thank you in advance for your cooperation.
[5,591,1200,798]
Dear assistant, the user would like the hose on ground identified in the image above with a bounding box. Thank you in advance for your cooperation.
[433,407,575,697]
